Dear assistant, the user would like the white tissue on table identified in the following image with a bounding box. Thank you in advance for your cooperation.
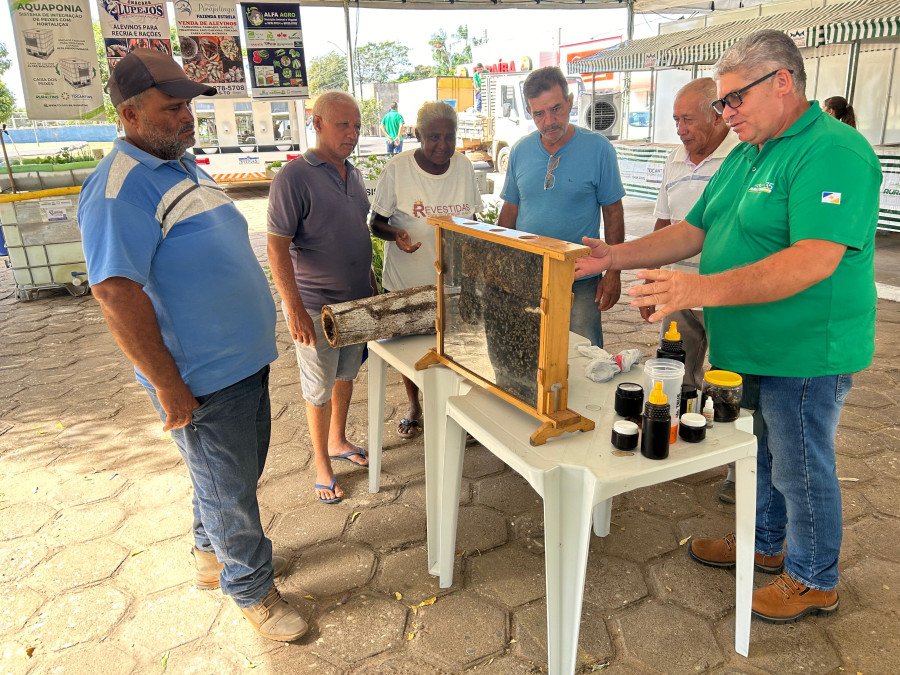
[578,346,643,383]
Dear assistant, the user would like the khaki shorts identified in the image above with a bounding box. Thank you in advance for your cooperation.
[284,306,365,406]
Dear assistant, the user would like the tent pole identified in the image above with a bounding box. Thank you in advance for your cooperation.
[622,0,634,139]
[344,0,357,97]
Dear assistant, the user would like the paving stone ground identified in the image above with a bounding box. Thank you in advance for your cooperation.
[1,195,898,674]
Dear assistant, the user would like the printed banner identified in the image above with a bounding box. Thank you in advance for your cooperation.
[98,0,171,75]
[240,2,308,99]
[9,0,104,120]
[174,0,246,97]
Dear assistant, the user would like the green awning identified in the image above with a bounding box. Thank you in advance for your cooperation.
[823,0,900,43]
[568,0,900,74]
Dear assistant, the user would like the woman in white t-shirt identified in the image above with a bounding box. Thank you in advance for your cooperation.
[370,101,481,438]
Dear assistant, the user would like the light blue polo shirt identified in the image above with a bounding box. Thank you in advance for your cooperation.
[500,126,625,243]
[78,138,277,396]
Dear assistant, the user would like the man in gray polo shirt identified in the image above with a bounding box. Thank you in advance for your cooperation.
[267,91,374,504]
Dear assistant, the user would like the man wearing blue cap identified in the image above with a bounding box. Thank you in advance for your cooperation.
[78,49,307,641]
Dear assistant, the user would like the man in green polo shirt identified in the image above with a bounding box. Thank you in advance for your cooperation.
[381,102,405,156]
[575,30,880,624]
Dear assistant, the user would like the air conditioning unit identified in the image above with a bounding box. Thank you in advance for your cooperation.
[578,93,622,140]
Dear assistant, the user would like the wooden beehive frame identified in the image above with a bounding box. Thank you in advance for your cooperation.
[415,215,595,445]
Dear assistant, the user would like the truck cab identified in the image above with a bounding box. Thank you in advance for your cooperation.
[457,72,585,173]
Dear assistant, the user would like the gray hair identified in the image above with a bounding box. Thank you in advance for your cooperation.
[675,77,718,121]
[522,66,569,102]
[416,101,457,136]
[313,90,359,119]
[115,89,150,115]
[714,29,806,95]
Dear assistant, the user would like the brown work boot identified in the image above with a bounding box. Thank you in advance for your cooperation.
[240,585,308,641]
[751,572,839,623]
[192,547,290,590]
[688,534,784,574]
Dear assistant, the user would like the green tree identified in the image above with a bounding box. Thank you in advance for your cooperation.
[355,41,411,86]
[396,64,435,83]
[0,42,14,123]
[428,25,484,75]
[308,52,348,95]
[92,22,117,123]
[359,97,381,135]
[170,25,181,56]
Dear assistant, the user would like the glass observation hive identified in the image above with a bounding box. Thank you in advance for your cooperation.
[415,215,595,446]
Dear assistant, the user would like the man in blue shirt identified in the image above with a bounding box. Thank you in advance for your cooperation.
[78,49,306,642]
[498,66,626,346]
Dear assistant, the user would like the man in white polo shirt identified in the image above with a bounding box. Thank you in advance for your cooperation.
[642,77,739,502]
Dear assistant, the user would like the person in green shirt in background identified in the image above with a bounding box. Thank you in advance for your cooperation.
[473,63,483,112]
[381,102,405,155]
[576,29,880,625]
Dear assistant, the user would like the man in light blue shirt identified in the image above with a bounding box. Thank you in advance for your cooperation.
[499,66,625,346]
[78,49,305,642]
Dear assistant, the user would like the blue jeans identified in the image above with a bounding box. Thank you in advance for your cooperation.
[145,366,274,607]
[570,276,603,347]
[752,374,852,590]
[386,139,403,155]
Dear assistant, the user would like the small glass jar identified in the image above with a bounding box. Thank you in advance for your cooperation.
[702,370,743,423]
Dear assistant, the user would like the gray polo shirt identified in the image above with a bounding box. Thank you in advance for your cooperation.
[267,150,373,313]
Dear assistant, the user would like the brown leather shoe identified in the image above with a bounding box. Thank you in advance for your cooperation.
[752,572,839,623]
[688,534,784,574]
[193,547,289,590]
[240,585,308,641]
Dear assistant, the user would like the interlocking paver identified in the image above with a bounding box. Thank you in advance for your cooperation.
[470,544,546,607]
[346,502,428,551]
[117,585,220,658]
[21,585,130,653]
[284,540,376,597]
[513,600,612,669]
[410,592,507,670]
[715,613,841,672]
[313,593,407,665]
[37,500,126,547]
[26,539,128,593]
[1,194,896,673]
[825,610,900,673]
[115,537,196,595]
[616,602,723,671]
[0,502,57,540]
[455,504,510,555]
[374,544,461,604]
[581,553,648,612]
[0,585,44,635]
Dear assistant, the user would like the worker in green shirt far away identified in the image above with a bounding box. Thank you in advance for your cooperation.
[576,29,880,626]
[381,102,405,156]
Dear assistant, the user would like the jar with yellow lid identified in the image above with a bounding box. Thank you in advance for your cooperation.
[702,370,743,423]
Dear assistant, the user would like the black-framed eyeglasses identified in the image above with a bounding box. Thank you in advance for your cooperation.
[711,69,793,115]
[544,154,560,191]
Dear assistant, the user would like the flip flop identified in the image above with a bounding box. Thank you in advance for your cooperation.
[331,447,368,465]
[398,418,422,438]
[314,479,342,504]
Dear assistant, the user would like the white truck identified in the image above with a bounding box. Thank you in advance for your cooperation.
[456,71,585,173]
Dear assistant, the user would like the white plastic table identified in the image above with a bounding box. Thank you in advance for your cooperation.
[366,333,591,577]
[437,365,758,674]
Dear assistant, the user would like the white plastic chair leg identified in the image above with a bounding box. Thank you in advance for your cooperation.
[542,466,595,675]
[366,346,388,494]
[436,408,467,586]
[591,499,612,537]
[734,453,757,657]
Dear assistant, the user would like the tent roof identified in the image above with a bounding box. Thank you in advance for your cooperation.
[294,0,625,9]
[568,0,900,72]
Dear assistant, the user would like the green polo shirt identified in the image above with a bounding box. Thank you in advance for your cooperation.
[382,110,404,138]
[686,102,880,377]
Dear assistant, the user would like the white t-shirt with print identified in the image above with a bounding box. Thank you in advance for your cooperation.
[372,150,481,291]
